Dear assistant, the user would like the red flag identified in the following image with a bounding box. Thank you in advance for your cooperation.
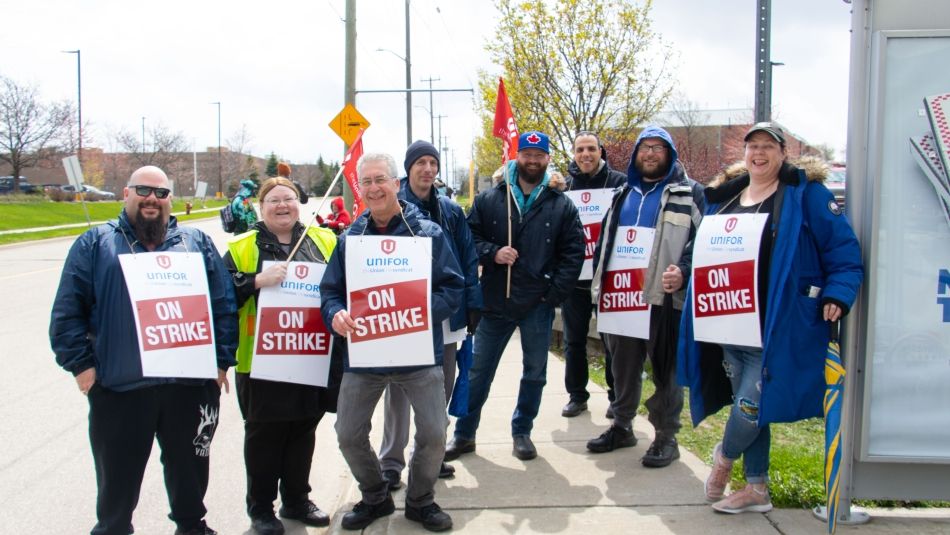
[343,129,365,216]
[493,78,519,162]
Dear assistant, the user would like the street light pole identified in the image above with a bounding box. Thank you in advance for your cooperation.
[141,117,146,154]
[62,50,81,160]
[211,102,222,195]
[404,0,412,146]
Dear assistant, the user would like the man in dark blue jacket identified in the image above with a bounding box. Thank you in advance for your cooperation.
[378,141,483,489]
[320,153,463,532]
[560,131,626,419]
[49,166,238,535]
[446,131,585,462]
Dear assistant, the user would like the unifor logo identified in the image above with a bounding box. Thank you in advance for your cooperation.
[295,264,309,279]
[526,132,541,144]
[156,254,172,269]
[381,239,397,255]
[626,228,637,243]
[581,191,591,204]
[724,217,738,233]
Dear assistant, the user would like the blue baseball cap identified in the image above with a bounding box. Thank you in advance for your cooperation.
[518,131,550,154]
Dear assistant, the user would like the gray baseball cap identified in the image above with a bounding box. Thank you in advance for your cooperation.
[744,122,786,144]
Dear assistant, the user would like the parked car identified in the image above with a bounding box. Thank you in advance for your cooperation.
[0,176,38,194]
[61,184,117,200]
[828,165,846,208]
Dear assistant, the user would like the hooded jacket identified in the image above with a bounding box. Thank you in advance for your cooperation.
[320,201,464,374]
[50,211,238,391]
[317,197,352,230]
[468,161,585,319]
[591,127,705,310]
[399,178,482,332]
[677,157,864,426]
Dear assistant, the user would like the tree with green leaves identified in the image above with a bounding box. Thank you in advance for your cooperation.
[474,0,673,173]
[265,152,279,177]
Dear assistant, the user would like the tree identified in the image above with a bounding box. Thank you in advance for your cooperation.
[0,75,73,193]
[474,0,673,172]
[265,152,279,177]
[663,94,723,182]
[113,122,190,193]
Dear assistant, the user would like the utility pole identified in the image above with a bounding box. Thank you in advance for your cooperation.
[421,76,440,143]
[141,117,146,154]
[435,114,447,164]
[753,0,772,123]
[404,0,412,145]
[343,0,357,210]
[211,102,222,195]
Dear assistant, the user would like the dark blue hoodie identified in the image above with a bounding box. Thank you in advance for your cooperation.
[620,125,681,229]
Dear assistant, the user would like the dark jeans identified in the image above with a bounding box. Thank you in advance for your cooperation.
[244,415,323,518]
[87,382,220,535]
[562,286,614,403]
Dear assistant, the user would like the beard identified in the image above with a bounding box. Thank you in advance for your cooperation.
[635,159,671,181]
[131,204,167,244]
[516,162,547,185]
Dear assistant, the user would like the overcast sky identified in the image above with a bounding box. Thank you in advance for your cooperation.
[1,0,853,177]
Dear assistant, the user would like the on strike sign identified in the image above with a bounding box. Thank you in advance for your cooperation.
[691,213,767,348]
[565,189,613,280]
[253,261,332,386]
[345,236,434,367]
[597,226,654,338]
[119,251,218,379]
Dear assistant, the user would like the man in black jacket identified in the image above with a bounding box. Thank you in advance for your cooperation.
[446,131,584,461]
[560,131,626,418]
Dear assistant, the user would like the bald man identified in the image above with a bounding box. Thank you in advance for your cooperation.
[50,166,238,535]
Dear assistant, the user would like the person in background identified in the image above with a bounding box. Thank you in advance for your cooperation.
[317,197,352,234]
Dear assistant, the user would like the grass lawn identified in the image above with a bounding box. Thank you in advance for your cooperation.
[0,196,227,245]
[555,346,946,509]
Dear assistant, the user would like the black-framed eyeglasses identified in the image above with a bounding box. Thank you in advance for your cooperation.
[133,185,171,199]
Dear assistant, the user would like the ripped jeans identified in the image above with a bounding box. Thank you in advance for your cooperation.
[720,345,770,484]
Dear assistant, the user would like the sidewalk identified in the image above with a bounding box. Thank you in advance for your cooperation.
[320,331,950,534]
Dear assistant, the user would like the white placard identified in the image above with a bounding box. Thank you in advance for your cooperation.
[565,189,614,280]
[118,251,218,379]
[691,213,767,348]
[195,181,208,199]
[345,236,434,367]
[62,155,85,187]
[597,226,654,338]
[252,261,332,387]
[442,319,467,345]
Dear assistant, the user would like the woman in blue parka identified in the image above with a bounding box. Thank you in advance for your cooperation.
[677,123,863,514]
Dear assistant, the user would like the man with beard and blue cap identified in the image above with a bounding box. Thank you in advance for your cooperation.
[587,126,704,467]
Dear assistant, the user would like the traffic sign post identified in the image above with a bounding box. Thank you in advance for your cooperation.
[329,104,370,145]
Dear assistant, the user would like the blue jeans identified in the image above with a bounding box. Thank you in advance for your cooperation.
[453,303,555,439]
[720,345,770,484]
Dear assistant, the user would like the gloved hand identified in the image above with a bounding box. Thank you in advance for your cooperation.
[467,310,482,335]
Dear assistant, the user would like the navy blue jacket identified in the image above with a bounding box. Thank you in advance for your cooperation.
[399,178,482,331]
[50,211,238,391]
[468,167,585,319]
[677,163,864,426]
[320,201,464,374]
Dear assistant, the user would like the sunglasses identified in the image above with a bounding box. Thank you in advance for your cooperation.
[133,185,171,199]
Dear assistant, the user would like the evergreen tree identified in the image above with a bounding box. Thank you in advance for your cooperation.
[265,152,279,177]
[246,156,261,186]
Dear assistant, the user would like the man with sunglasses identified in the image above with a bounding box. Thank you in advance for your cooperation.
[50,166,238,535]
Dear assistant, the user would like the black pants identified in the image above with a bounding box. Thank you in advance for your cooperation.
[244,415,324,518]
[87,382,220,535]
[562,286,614,403]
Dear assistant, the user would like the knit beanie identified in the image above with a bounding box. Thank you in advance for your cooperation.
[404,140,441,174]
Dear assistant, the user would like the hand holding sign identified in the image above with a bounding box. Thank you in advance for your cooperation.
[662,264,683,293]
[256,263,288,289]
[332,309,358,336]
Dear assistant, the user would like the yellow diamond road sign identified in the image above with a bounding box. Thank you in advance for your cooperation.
[329,104,370,145]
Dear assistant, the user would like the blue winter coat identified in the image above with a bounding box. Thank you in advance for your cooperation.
[677,161,864,426]
[399,178,482,332]
[319,201,464,374]
[49,210,239,391]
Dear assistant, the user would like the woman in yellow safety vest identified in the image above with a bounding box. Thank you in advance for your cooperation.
[222,175,340,534]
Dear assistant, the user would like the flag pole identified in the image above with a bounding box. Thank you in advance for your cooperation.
[286,166,346,263]
[505,159,512,298]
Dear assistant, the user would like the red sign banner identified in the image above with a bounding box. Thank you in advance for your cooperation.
[349,279,429,343]
[136,294,212,350]
[493,78,519,162]
[693,259,756,318]
[255,306,330,355]
[599,268,648,313]
[343,129,366,216]
[583,223,601,261]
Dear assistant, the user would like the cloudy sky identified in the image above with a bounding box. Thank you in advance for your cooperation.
[1,0,853,178]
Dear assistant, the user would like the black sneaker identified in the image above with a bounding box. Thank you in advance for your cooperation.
[561,400,588,417]
[405,502,453,532]
[444,437,476,461]
[341,495,395,530]
[438,462,456,479]
[250,512,284,535]
[278,500,330,527]
[641,436,680,468]
[586,425,637,453]
[382,468,402,491]
[174,520,217,535]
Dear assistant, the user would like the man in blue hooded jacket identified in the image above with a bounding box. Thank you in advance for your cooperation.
[588,126,704,467]
[320,153,463,532]
[49,166,238,535]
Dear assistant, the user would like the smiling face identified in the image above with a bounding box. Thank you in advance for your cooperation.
[260,184,300,234]
[359,159,401,219]
[124,166,172,226]
[744,131,787,183]
[516,148,550,184]
[573,134,600,175]
[634,137,671,181]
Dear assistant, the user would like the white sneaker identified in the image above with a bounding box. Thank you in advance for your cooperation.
[704,442,733,502]
[711,484,773,514]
